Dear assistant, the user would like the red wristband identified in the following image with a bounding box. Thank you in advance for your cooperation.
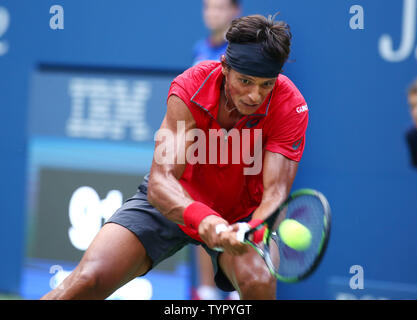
[248,219,266,243]
[183,202,222,230]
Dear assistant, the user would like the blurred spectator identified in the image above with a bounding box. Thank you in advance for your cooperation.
[191,0,241,301]
[192,0,241,66]
[406,79,417,168]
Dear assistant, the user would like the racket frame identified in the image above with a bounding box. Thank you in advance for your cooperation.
[243,188,332,283]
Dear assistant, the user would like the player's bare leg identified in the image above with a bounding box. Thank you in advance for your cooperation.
[41,223,152,300]
[218,247,276,300]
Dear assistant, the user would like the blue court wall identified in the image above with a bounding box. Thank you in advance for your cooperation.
[1,0,417,299]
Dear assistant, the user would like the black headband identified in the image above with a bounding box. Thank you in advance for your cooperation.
[225,42,283,78]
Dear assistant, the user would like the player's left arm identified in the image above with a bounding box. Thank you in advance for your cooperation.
[251,93,308,221]
[217,151,298,252]
[252,151,299,221]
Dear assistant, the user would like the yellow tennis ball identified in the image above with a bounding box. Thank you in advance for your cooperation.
[278,219,312,251]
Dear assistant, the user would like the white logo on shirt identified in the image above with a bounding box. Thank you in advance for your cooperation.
[296,105,309,113]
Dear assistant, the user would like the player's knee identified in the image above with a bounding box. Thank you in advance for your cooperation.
[73,266,100,293]
[59,261,106,299]
[237,269,276,298]
[238,273,275,291]
[45,264,102,300]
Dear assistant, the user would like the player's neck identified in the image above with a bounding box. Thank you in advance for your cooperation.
[217,83,244,129]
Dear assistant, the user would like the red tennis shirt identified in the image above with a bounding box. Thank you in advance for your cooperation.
[167,61,308,241]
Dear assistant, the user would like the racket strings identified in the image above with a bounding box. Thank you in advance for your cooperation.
[267,194,328,280]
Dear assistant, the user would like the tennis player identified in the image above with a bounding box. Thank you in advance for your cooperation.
[41,14,308,300]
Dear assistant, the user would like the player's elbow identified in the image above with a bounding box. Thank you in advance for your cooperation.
[146,175,161,207]
[146,171,169,207]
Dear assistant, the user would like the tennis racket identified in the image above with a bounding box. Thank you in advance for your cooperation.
[214,188,331,283]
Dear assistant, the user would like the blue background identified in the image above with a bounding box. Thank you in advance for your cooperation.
[1,0,417,299]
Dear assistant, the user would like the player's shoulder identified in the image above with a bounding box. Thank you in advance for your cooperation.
[269,74,307,113]
[171,61,220,96]
[174,61,219,85]
[266,74,308,124]
[274,74,305,104]
[182,60,220,80]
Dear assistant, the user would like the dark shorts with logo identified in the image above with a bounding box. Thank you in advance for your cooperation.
[105,175,251,292]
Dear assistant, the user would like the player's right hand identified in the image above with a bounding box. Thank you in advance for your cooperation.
[198,216,248,255]
[198,215,230,249]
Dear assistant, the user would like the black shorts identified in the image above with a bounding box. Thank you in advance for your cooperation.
[105,175,251,292]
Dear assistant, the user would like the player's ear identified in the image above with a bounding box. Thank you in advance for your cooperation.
[221,55,230,77]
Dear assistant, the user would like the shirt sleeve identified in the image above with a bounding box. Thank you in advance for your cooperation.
[167,79,190,104]
[166,77,206,129]
[264,101,309,162]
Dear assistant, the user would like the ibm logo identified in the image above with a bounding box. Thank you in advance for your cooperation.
[66,78,152,141]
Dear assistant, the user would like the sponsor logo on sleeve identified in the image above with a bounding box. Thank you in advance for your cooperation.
[296,105,309,114]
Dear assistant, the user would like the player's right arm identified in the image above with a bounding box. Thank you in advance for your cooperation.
[147,95,236,251]
[147,95,195,224]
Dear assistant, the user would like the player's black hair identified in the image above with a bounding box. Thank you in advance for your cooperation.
[225,13,291,70]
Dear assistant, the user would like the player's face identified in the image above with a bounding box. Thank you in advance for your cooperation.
[203,0,239,33]
[223,66,277,116]
[409,93,417,127]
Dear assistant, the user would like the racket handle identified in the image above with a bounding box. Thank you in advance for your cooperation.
[212,223,250,252]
